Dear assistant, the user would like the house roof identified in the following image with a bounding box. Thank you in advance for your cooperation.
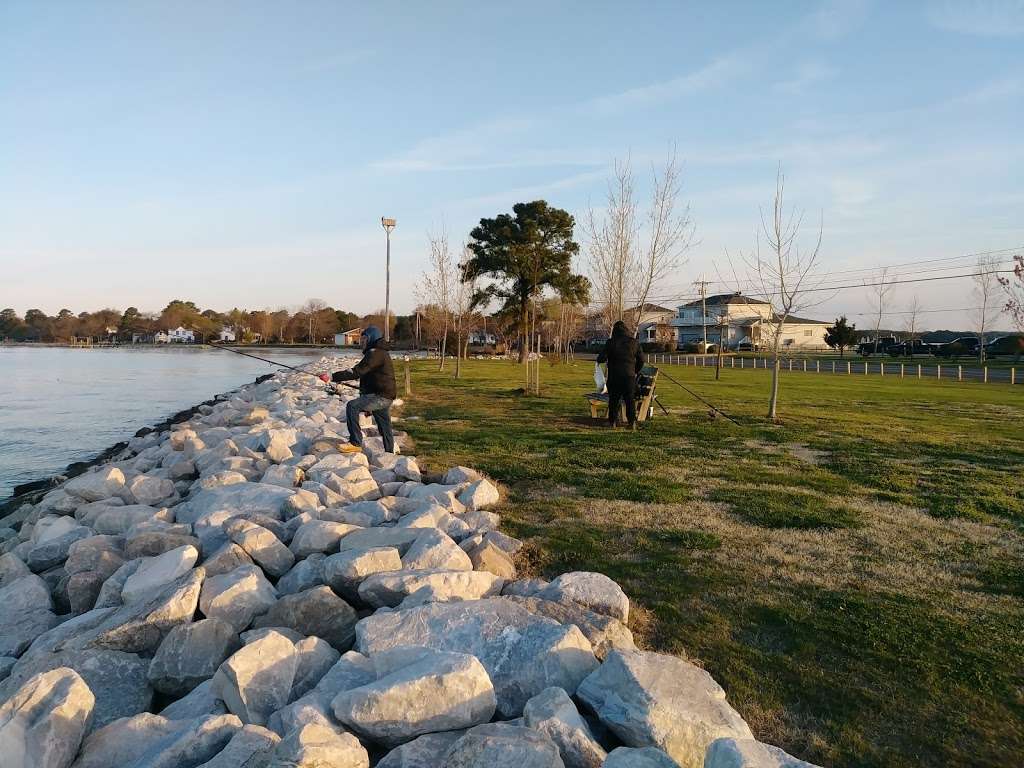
[680,292,770,309]
[739,313,829,326]
[631,303,675,314]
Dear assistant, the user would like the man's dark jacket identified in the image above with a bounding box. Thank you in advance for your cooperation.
[597,325,645,390]
[332,341,396,399]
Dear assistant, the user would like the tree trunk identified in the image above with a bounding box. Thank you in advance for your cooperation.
[768,329,782,421]
[439,313,448,371]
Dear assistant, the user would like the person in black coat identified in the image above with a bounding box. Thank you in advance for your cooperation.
[597,320,646,428]
[319,325,397,453]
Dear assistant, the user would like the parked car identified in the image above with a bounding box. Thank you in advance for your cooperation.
[887,339,934,357]
[932,337,980,358]
[735,340,759,352]
[857,336,899,356]
[985,335,1024,358]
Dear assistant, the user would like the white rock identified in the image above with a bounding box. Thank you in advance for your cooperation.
[704,738,822,768]
[523,687,606,768]
[211,630,298,726]
[196,724,281,768]
[66,467,126,502]
[266,722,369,768]
[199,565,278,632]
[376,731,466,768]
[400,528,473,571]
[126,475,176,506]
[72,713,183,768]
[121,545,199,604]
[332,647,496,747]
[225,519,294,578]
[603,747,681,767]
[291,636,341,701]
[250,586,358,652]
[541,572,629,623]
[458,478,501,510]
[0,667,95,768]
[397,504,471,542]
[147,617,241,696]
[261,464,304,488]
[442,722,565,767]
[576,651,752,768]
[289,521,361,558]
[323,547,402,601]
[126,712,243,767]
[359,568,504,609]
[443,466,481,485]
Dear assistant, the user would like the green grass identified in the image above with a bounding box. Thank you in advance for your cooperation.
[398,357,1024,768]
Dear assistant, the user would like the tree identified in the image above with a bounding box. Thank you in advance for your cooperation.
[867,267,893,355]
[452,245,476,379]
[999,253,1024,332]
[464,200,589,364]
[301,299,329,344]
[586,153,695,336]
[824,316,857,357]
[903,296,923,356]
[744,170,823,422]
[0,308,21,337]
[972,254,1002,363]
[420,228,456,370]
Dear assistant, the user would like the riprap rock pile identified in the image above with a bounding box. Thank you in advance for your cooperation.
[0,357,820,768]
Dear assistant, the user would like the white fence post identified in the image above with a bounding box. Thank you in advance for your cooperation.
[864,362,869,375]
[880,362,885,377]
[937,364,941,380]
[900,363,904,379]
[847,361,851,375]
[917,364,921,378]
[984,367,988,383]
[958,365,962,381]
[1012,368,1016,385]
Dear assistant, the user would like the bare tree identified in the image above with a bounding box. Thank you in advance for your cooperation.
[903,295,923,356]
[999,253,1024,332]
[418,228,456,371]
[867,269,893,355]
[745,169,824,422]
[629,151,696,337]
[585,159,636,333]
[301,299,329,344]
[972,254,1002,363]
[452,245,476,379]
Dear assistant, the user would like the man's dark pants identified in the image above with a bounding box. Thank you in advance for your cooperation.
[346,394,395,452]
[607,376,637,426]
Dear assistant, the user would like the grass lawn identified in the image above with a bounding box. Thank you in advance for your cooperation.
[397,357,1024,768]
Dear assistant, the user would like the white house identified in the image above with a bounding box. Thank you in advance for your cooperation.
[670,293,830,351]
[219,327,236,342]
[469,331,497,345]
[154,331,170,344]
[169,326,195,343]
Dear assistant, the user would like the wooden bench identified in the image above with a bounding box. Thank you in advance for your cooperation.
[585,366,660,422]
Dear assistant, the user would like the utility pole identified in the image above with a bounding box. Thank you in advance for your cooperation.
[381,217,396,342]
[693,278,710,351]
[716,314,727,380]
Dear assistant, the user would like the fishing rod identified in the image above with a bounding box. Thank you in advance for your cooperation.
[656,368,742,426]
[203,344,359,391]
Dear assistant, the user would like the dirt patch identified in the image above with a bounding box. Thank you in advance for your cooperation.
[786,443,828,465]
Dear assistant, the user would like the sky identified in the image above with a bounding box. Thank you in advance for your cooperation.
[1,0,1022,331]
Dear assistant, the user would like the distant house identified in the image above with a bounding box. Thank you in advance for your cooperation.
[154,331,170,343]
[468,331,497,345]
[628,304,676,343]
[670,292,829,350]
[335,327,363,346]
[219,327,237,343]
[169,327,195,343]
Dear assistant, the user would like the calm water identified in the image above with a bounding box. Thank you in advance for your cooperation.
[0,346,331,499]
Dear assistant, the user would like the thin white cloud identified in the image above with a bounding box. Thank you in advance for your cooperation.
[803,0,870,40]
[772,62,837,95]
[927,0,1024,37]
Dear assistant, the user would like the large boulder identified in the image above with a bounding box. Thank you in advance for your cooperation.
[540,572,629,623]
[704,738,821,768]
[277,554,326,596]
[332,647,496,747]
[358,568,504,609]
[576,651,752,768]
[523,687,606,768]
[126,475,176,507]
[503,596,636,661]
[0,648,151,732]
[250,586,357,652]
[201,542,254,577]
[442,722,565,767]
[176,484,295,527]
[323,547,402,601]
[195,724,281,768]
[603,747,681,767]
[376,731,465,768]
[121,545,199,604]
[266,651,375,737]
[290,636,340,701]
[458,478,501,511]
[199,565,277,633]
[66,467,126,502]
[72,713,184,768]
[400,529,472,571]
[289,521,361,558]
[211,630,298,726]
[356,598,599,717]
[123,713,242,768]
[0,668,94,768]
[158,679,228,721]
[225,519,294,578]
[0,575,60,657]
[148,618,241,696]
[27,526,93,572]
[56,568,205,655]
[266,722,369,768]
[94,505,166,536]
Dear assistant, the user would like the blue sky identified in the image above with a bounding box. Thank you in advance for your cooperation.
[1,0,1021,329]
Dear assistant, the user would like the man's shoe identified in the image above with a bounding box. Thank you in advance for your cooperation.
[339,443,363,454]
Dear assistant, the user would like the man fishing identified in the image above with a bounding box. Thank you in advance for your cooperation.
[597,320,645,430]
[319,325,396,454]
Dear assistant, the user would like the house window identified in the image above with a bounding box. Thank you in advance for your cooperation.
[804,330,812,337]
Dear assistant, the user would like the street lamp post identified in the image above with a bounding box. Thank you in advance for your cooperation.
[381,217,396,342]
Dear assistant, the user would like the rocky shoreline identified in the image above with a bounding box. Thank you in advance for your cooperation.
[0,356,818,768]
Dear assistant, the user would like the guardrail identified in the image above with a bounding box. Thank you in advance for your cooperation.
[644,353,1021,385]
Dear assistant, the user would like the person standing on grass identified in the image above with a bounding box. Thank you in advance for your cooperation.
[319,325,397,453]
[597,320,645,429]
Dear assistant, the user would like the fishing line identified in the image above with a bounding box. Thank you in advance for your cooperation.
[203,344,358,392]
[656,368,742,426]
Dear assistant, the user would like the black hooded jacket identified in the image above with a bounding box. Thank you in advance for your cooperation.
[331,340,396,399]
[597,323,645,389]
